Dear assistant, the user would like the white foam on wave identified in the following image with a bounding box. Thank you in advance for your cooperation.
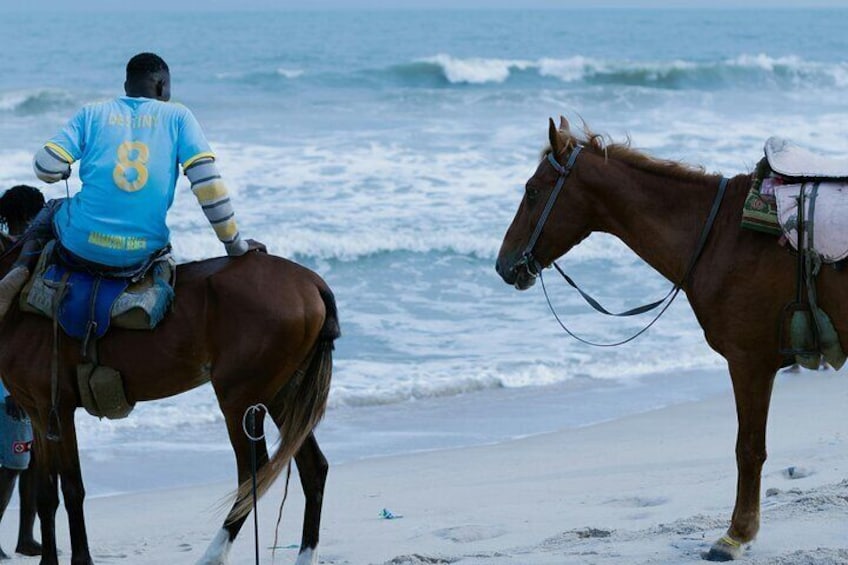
[327,341,724,409]
[415,52,848,89]
[0,91,29,111]
[214,67,304,81]
[725,53,848,87]
[728,53,805,72]
[163,137,533,262]
[276,68,304,79]
[420,54,533,84]
[537,56,699,83]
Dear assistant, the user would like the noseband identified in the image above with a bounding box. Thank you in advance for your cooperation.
[514,146,583,277]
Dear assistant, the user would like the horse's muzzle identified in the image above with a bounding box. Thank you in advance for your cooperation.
[495,255,538,290]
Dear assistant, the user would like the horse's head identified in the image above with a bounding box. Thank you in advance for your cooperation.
[496,117,594,289]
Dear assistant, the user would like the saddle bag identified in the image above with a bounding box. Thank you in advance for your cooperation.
[77,364,134,420]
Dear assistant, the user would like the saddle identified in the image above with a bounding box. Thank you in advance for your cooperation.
[18,241,176,420]
[741,137,848,370]
[20,241,175,338]
[741,137,848,262]
[765,137,848,178]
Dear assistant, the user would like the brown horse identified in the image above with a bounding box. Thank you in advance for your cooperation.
[496,117,839,561]
[0,238,339,565]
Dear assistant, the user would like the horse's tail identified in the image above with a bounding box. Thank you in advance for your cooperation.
[230,285,339,521]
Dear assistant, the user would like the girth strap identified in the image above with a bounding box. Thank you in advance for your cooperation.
[47,270,70,442]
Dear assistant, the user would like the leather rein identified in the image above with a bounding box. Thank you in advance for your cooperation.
[516,145,730,347]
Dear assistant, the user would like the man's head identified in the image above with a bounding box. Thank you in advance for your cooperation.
[124,52,171,102]
[0,185,45,236]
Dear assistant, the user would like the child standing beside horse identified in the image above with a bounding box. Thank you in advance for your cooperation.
[0,184,46,558]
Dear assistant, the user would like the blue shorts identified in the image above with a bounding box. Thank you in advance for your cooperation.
[0,402,33,470]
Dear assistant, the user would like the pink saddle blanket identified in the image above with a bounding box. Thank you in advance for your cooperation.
[775,182,848,263]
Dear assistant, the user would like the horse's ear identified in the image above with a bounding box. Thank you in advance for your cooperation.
[548,118,564,155]
[559,115,570,133]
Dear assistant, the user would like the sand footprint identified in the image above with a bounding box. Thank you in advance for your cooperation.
[432,524,507,543]
[384,554,458,564]
[604,495,669,508]
[92,552,129,560]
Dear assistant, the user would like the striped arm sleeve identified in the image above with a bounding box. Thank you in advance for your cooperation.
[185,157,248,256]
[33,144,72,183]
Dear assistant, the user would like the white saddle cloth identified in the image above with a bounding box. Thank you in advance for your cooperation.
[766,137,848,178]
[775,182,848,263]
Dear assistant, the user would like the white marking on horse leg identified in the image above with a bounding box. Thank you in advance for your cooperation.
[196,528,232,565]
[294,547,317,565]
[705,534,746,561]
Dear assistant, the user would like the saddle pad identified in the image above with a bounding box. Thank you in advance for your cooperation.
[765,137,848,179]
[42,264,129,341]
[775,182,848,262]
[22,244,175,333]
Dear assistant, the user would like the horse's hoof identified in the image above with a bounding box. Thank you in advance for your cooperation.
[703,535,745,561]
[16,539,42,556]
[294,547,317,565]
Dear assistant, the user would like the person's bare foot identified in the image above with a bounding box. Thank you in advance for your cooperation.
[0,266,30,319]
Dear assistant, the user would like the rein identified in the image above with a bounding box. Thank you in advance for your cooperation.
[243,404,267,565]
[519,145,729,346]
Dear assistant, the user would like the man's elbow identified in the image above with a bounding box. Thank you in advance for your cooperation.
[33,147,71,183]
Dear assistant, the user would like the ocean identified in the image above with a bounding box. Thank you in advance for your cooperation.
[1,8,846,495]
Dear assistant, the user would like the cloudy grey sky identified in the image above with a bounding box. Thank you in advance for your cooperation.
[2,0,847,10]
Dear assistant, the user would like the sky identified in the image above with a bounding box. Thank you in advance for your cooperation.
[1,0,847,10]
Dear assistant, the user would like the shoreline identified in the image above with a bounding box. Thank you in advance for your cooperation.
[1,367,845,564]
[67,367,732,498]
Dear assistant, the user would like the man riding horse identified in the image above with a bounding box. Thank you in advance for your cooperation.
[0,53,335,565]
[0,52,261,316]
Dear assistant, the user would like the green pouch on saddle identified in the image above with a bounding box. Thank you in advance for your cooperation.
[741,159,782,235]
[787,306,846,370]
[77,363,134,419]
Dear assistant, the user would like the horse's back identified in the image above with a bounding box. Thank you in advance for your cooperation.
[95,252,336,400]
[197,253,335,371]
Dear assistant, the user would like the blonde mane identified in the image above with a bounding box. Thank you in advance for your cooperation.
[546,123,714,184]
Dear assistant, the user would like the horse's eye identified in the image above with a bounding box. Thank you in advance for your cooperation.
[525,184,540,205]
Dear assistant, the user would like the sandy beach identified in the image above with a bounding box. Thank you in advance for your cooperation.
[0,367,845,564]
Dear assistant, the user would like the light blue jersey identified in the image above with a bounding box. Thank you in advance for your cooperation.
[46,97,213,267]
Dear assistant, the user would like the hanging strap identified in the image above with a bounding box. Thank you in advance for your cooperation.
[46,270,70,442]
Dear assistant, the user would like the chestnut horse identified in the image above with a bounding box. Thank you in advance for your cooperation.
[0,238,339,565]
[496,117,839,561]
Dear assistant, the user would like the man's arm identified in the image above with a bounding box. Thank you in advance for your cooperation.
[33,108,84,183]
[184,156,249,256]
[33,144,72,183]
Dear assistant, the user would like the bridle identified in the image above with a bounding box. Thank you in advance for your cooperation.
[513,146,583,278]
[513,144,729,347]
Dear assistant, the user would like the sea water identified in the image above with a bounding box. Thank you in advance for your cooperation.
[1,8,847,494]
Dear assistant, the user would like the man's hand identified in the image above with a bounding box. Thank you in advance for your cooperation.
[246,239,267,253]
[4,395,26,420]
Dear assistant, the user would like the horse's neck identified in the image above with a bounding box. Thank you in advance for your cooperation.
[593,164,722,284]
